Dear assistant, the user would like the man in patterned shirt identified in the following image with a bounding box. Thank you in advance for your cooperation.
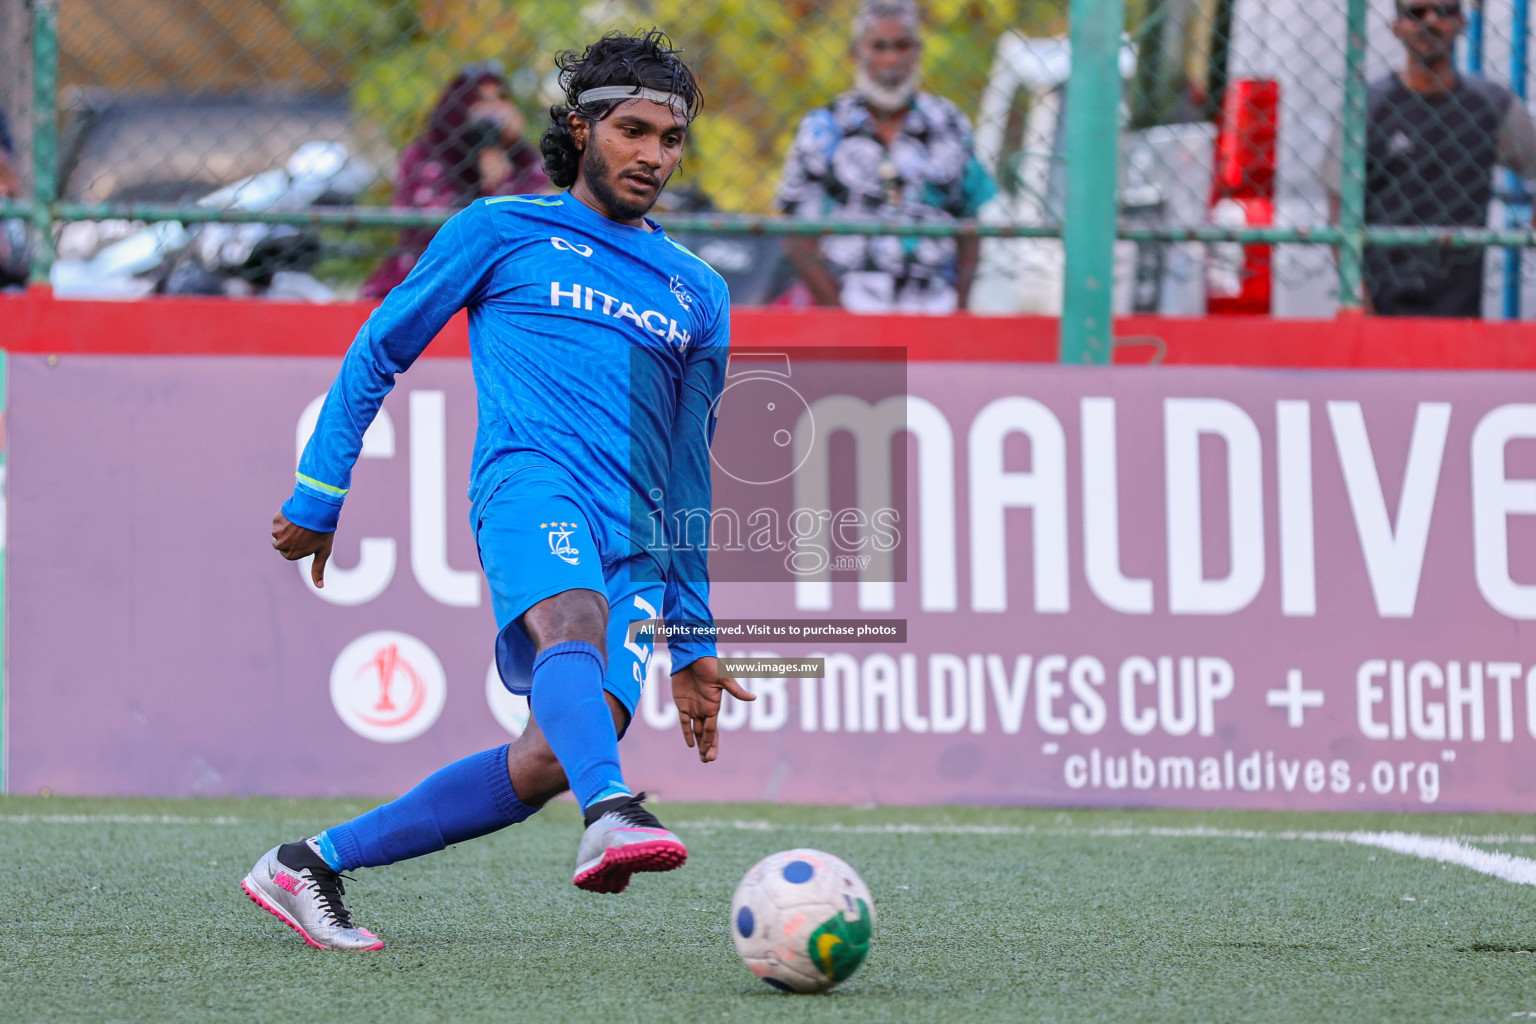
[776,0,996,313]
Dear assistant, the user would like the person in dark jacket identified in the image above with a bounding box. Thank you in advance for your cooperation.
[1328,1,1536,316]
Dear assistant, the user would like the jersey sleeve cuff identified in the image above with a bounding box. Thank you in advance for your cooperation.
[282,487,342,534]
[665,642,717,676]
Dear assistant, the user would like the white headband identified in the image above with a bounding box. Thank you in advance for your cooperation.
[576,86,691,118]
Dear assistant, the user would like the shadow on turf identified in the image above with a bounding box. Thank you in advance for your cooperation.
[1457,943,1536,954]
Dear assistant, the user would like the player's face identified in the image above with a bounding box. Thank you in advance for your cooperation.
[575,100,688,224]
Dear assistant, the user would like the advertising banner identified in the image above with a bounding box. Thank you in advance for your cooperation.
[8,354,1535,810]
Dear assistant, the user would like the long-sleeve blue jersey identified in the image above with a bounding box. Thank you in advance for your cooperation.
[283,194,730,667]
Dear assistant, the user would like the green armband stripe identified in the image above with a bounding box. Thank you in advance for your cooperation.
[486,196,564,207]
[295,472,348,498]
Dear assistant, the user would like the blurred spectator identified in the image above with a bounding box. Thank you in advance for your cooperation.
[0,108,18,199]
[1326,1,1536,317]
[776,0,995,313]
[0,107,26,287]
[363,61,549,299]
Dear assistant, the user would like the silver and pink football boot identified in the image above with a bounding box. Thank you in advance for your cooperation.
[241,840,384,951]
[573,792,688,893]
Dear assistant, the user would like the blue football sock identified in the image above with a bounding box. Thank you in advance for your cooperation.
[530,640,629,812]
[317,744,535,871]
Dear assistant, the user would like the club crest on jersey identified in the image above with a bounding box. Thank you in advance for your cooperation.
[669,275,694,312]
[542,521,581,565]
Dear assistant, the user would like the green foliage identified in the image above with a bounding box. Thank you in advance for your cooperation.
[283,0,605,150]
[283,0,1068,210]
[286,0,420,54]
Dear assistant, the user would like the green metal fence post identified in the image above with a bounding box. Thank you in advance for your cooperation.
[1337,0,1369,313]
[1061,0,1124,364]
[0,351,8,795]
[29,0,58,289]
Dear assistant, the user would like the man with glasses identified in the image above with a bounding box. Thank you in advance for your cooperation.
[1327,1,1536,316]
[776,0,995,313]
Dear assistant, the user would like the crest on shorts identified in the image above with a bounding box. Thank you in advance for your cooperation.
[542,521,581,565]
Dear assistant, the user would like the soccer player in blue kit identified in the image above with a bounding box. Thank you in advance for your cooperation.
[240,30,754,952]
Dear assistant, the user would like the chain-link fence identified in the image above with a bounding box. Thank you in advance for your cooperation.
[1,0,1534,321]
[1122,0,1536,319]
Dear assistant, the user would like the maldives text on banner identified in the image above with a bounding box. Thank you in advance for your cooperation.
[6,355,1534,810]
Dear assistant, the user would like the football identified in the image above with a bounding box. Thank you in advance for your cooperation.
[729,848,875,993]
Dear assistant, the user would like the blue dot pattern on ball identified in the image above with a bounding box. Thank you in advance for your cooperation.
[763,977,793,992]
[781,860,814,883]
[736,905,755,938]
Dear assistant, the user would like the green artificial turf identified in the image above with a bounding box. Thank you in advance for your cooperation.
[0,797,1532,1023]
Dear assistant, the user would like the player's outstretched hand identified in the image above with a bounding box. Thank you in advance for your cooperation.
[271,511,336,589]
[671,657,754,764]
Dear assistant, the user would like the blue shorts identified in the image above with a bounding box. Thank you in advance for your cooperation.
[475,464,664,720]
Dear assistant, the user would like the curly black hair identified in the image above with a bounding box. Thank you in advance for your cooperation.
[539,29,703,189]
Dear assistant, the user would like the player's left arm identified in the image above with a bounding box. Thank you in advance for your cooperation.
[663,294,754,762]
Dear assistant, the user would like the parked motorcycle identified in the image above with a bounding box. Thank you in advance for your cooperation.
[51,141,373,301]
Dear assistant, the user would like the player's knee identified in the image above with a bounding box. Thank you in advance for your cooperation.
[524,588,609,653]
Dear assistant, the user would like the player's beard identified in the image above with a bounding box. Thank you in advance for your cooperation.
[855,66,917,114]
[582,141,669,222]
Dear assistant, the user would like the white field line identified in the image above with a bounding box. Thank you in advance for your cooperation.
[673,819,1536,887]
[672,819,1536,844]
[1348,830,1536,887]
[3,814,1535,886]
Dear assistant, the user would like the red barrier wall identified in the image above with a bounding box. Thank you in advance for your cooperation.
[4,292,1535,367]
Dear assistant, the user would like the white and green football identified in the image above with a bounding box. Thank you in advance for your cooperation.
[729,848,875,993]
